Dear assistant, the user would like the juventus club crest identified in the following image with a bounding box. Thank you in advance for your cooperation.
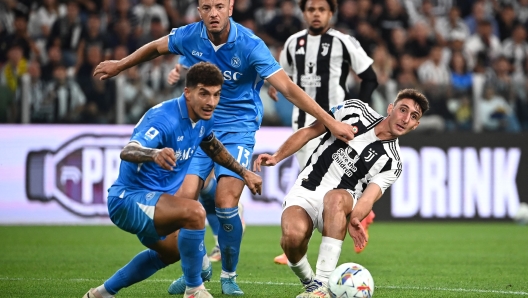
[321,43,330,56]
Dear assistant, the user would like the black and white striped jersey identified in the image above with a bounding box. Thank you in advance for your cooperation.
[279,28,373,130]
[296,99,402,199]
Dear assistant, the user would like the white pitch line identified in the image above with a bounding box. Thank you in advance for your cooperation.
[1,277,527,296]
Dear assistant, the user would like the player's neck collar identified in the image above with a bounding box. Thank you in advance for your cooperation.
[177,95,189,119]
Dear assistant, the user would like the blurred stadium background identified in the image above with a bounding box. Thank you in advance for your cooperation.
[1,0,527,223]
[1,0,528,297]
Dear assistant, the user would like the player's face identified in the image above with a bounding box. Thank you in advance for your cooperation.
[185,84,222,121]
[198,0,232,34]
[304,0,333,35]
[386,98,421,136]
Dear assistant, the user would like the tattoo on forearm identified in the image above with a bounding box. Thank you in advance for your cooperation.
[120,144,157,163]
[201,137,245,176]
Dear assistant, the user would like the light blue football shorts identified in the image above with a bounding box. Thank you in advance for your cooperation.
[187,131,255,181]
[107,187,165,246]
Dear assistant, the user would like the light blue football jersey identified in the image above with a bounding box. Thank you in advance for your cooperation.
[110,95,214,195]
[168,18,282,132]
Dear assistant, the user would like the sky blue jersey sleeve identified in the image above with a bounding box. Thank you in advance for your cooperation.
[200,119,215,143]
[248,39,282,79]
[130,118,170,149]
[167,28,184,56]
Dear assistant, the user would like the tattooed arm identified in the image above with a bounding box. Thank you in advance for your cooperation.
[200,135,245,176]
[120,141,176,171]
[200,134,262,195]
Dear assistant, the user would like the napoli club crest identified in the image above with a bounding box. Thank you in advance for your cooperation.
[231,56,241,68]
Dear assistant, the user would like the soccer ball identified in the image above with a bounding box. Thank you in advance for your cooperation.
[328,262,374,298]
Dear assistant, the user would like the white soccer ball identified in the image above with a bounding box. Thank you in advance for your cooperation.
[513,202,528,225]
[328,262,374,298]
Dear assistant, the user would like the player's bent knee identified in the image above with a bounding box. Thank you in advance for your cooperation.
[323,191,352,214]
[281,227,308,248]
[182,203,206,229]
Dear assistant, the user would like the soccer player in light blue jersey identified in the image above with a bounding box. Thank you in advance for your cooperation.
[83,62,262,298]
[93,1,356,295]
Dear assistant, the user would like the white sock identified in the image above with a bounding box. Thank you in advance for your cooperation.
[288,255,314,283]
[95,285,113,298]
[202,253,211,270]
[185,284,205,294]
[213,235,219,246]
[315,236,343,285]
[220,270,237,278]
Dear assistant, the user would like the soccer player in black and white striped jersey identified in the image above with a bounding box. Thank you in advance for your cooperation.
[254,89,429,298]
[268,0,378,264]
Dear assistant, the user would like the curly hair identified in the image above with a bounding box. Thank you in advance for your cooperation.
[299,0,337,13]
[185,62,224,88]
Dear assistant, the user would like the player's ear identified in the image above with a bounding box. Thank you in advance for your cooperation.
[412,121,419,130]
[387,103,394,116]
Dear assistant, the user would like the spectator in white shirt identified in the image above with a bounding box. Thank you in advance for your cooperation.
[464,19,502,72]
[133,0,169,37]
[418,45,450,86]
[477,85,521,132]
[502,24,528,82]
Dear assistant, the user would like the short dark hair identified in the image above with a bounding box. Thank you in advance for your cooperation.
[299,0,337,13]
[185,62,224,88]
[394,89,429,115]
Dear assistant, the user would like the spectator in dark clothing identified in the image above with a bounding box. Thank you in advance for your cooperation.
[77,13,110,71]
[0,13,38,63]
[373,0,409,43]
[232,0,255,24]
[496,4,520,41]
[106,18,139,57]
[40,45,62,83]
[76,45,116,123]
[47,0,84,67]
[262,0,303,48]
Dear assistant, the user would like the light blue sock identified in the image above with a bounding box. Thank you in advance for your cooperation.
[199,178,220,238]
[179,228,206,287]
[104,249,167,295]
[216,207,242,273]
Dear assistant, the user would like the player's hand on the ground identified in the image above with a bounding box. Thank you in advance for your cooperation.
[153,148,176,171]
[253,153,279,171]
[93,60,122,80]
[167,64,181,85]
[328,121,355,143]
[268,85,279,102]
[348,217,367,250]
[242,170,262,195]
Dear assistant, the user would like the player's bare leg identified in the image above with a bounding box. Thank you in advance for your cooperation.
[305,190,354,298]
[281,206,320,298]
[175,174,204,201]
[216,176,246,296]
[86,194,212,298]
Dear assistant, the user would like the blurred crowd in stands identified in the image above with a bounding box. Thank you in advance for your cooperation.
[0,0,527,133]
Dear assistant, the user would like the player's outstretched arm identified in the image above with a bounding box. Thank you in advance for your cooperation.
[120,142,176,171]
[348,183,382,250]
[93,36,170,80]
[266,70,355,142]
[200,135,262,195]
[253,121,326,172]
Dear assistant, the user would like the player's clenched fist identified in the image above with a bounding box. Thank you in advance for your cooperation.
[241,170,263,195]
[153,148,176,171]
[93,60,122,80]
[167,64,182,85]
[253,153,279,172]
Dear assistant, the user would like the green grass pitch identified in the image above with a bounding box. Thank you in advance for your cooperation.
[0,223,527,297]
